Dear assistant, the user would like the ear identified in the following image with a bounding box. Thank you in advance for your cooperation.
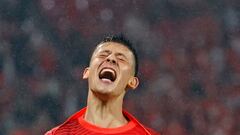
[83,67,89,79]
[127,76,139,90]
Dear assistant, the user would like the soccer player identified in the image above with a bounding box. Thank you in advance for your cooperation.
[45,34,160,135]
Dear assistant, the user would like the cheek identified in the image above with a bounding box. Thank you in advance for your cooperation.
[88,61,100,77]
[120,63,134,75]
[122,67,130,73]
[118,67,133,84]
[90,59,102,69]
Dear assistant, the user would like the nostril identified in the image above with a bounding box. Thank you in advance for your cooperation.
[106,58,116,64]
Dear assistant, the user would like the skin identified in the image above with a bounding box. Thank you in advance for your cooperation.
[82,42,139,128]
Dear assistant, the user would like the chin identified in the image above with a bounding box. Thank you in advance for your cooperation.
[90,89,114,101]
[91,85,113,94]
[93,79,116,92]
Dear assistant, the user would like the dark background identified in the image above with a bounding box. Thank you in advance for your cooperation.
[0,0,240,134]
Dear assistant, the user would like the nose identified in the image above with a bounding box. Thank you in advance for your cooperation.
[106,56,116,64]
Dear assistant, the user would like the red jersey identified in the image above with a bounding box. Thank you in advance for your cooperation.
[45,107,160,135]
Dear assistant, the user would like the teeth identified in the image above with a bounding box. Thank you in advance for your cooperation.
[101,69,115,74]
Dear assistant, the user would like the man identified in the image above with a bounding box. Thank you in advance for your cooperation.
[45,34,160,135]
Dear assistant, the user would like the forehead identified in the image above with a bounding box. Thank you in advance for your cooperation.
[94,42,133,55]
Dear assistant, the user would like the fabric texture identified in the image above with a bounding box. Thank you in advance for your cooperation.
[45,107,160,135]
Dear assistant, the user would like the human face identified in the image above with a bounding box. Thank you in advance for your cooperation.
[83,42,139,97]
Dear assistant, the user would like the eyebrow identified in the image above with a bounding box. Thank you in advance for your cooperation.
[99,50,128,59]
[115,52,128,60]
[99,50,111,54]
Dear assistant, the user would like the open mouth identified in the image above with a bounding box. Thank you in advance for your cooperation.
[99,68,116,82]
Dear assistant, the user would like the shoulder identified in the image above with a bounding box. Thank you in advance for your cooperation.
[123,110,160,135]
[146,127,161,135]
[44,108,87,135]
[44,126,59,135]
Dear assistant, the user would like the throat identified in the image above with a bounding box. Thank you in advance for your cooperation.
[84,107,128,128]
[85,89,127,128]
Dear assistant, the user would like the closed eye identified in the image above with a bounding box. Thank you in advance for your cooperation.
[117,57,125,61]
[98,51,110,58]
[116,55,127,62]
[99,54,108,57]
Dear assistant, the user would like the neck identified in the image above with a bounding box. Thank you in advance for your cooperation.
[84,90,128,128]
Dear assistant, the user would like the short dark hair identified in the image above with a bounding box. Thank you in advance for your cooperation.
[98,34,138,76]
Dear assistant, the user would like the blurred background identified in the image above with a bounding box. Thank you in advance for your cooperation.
[0,0,240,134]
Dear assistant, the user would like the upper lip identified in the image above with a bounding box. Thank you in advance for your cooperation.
[100,67,116,76]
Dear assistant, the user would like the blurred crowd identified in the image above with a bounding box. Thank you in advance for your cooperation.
[0,0,240,135]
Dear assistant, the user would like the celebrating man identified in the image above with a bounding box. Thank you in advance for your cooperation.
[45,34,159,135]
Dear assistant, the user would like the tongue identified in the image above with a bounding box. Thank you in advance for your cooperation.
[101,78,112,83]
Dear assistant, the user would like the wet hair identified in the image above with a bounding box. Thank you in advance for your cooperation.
[97,34,138,76]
